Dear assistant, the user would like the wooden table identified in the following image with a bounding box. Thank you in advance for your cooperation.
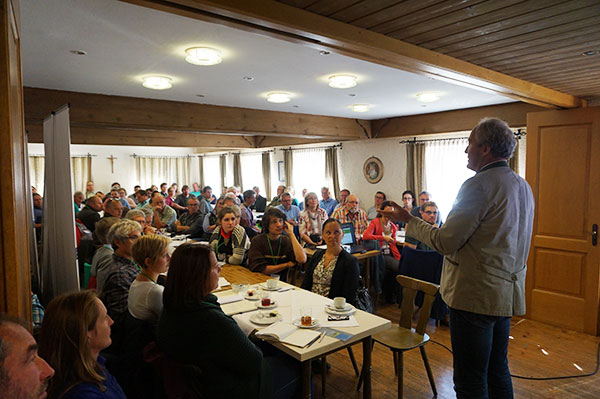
[304,247,381,290]
[215,266,391,399]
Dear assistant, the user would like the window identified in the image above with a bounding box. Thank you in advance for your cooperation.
[241,153,263,193]
[292,149,326,201]
[203,156,221,194]
[424,138,474,220]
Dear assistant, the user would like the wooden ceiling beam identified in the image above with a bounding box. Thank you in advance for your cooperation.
[24,87,367,145]
[120,0,586,109]
[372,102,546,138]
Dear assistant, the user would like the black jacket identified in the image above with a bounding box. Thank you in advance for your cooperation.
[76,205,100,232]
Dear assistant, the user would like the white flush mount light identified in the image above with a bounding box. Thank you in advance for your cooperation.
[142,76,172,90]
[350,104,371,112]
[416,92,440,102]
[185,47,222,65]
[328,74,357,89]
[266,92,291,103]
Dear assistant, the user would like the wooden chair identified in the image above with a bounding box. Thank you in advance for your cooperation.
[358,275,439,398]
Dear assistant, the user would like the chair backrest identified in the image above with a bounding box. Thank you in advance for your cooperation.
[396,275,440,335]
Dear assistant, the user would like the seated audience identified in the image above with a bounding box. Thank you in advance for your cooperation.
[38,291,126,399]
[170,183,179,196]
[240,190,260,238]
[159,182,168,197]
[247,208,306,282]
[267,185,285,209]
[252,186,267,212]
[128,234,171,324]
[74,191,85,213]
[331,194,368,238]
[190,182,201,197]
[119,188,137,209]
[85,180,95,199]
[0,318,54,399]
[210,206,250,265]
[299,192,328,247]
[128,185,140,204]
[203,196,224,239]
[125,209,156,235]
[411,191,442,225]
[91,217,121,292]
[334,188,350,210]
[77,194,103,232]
[172,185,196,213]
[406,201,442,250]
[301,218,360,304]
[275,192,301,226]
[367,191,386,221]
[106,188,130,211]
[158,244,298,398]
[286,186,299,207]
[168,197,205,238]
[165,186,176,207]
[103,198,123,219]
[319,186,338,217]
[200,185,214,207]
[100,219,142,338]
[401,190,416,212]
[142,192,177,229]
[135,190,150,208]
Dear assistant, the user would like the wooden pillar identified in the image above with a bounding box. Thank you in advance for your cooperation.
[0,0,33,322]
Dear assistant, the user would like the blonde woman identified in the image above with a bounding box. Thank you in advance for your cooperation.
[128,234,171,324]
[298,192,328,247]
[38,290,126,399]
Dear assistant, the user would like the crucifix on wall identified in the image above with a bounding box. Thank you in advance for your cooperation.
[107,155,117,173]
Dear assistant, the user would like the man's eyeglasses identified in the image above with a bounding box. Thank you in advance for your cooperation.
[423,211,438,215]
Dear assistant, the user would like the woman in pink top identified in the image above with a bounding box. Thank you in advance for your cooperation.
[165,187,176,207]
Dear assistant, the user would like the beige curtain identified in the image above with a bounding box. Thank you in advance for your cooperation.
[233,153,243,188]
[406,141,427,196]
[262,152,271,199]
[135,156,191,188]
[198,156,205,188]
[283,149,293,188]
[325,147,340,201]
[29,156,45,194]
[71,155,92,193]
[219,154,227,191]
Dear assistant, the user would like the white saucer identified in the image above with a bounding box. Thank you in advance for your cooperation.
[250,313,281,325]
[258,283,280,291]
[244,291,260,300]
[325,305,356,316]
[293,318,320,329]
[326,303,354,313]
[257,301,277,309]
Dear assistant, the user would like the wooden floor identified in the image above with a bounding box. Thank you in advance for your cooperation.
[318,303,600,398]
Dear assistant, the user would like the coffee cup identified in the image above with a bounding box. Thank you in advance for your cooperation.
[266,279,278,289]
[333,297,346,309]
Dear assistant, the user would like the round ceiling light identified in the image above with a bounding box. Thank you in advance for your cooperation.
[350,104,371,112]
[266,92,292,103]
[416,92,440,102]
[185,47,222,66]
[142,76,172,90]
[328,74,357,89]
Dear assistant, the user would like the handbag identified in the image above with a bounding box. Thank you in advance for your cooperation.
[354,276,374,314]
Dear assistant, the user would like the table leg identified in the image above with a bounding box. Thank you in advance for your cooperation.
[362,336,372,398]
[364,258,370,291]
[301,360,312,398]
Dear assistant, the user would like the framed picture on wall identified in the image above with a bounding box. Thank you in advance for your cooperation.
[363,156,383,184]
[278,161,285,182]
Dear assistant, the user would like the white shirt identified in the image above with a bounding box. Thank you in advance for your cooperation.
[128,279,164,323]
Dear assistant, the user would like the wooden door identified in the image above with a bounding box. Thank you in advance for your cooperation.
[526,107,600,335]
[0,0,33,321]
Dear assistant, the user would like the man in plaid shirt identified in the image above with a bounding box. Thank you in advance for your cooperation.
[331,194,368,238]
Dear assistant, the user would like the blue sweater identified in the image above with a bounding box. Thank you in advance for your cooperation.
[63,356,126,399]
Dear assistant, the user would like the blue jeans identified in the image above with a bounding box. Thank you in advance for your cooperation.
[449,308,513,399]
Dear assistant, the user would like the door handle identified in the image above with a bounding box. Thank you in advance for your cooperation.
[593,224,598,246]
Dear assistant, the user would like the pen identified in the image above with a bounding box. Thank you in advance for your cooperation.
[305,334,320,348]
[318,330,326,343]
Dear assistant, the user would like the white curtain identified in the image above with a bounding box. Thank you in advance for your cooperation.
[293,148,326,196]
[71,156,92,193]
[135,156,191,188]
[41,105,79,302]
[424,138,474,219]
[29,156,45,194]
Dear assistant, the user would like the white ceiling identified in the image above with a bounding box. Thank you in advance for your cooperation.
[20,0,515,120]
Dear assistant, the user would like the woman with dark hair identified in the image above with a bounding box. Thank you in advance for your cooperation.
[38,290,126,399]
[158,243,270,398]
[209,206,250,265]
[301,218,360,304]
[247,208,306,282]
[401,190,417,212]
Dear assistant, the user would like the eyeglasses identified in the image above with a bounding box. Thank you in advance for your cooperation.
[423,211,438,215]
[127,235,141,241]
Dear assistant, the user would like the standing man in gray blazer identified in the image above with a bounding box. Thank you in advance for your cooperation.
[382,118,534,398]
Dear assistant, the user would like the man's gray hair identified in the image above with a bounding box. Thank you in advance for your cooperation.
[125,209,145,220]
[107,219,142,245]
[474,118,517,160]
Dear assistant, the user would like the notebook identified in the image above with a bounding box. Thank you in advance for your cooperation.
[256,322,321,348]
